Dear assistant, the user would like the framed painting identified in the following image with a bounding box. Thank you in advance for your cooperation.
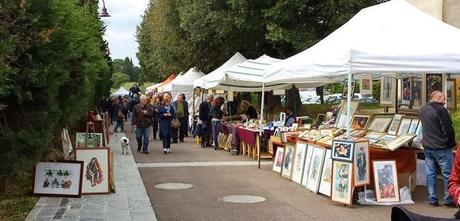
[385,134,416,151]
[408,119,420,135]
[401,77,412,105]
[306,146,326,193]
[319,128,334,137]
[412,78,424,109]
[387,114,404,135]
[331,140,355,162]
[315,113,326,127]
[301,145,315,187]
[335,100,360,128]
[447,79,457,110]
[373,160,400,202]
[318,149,333,196]
[397,117,413,136]
[360,77,373,95]
[425,74,443,102]
[76,132,103,148]
[342,80,356,99]
[364,132,385,144]
[33,161,83,197]
[272,147,285,174]
[76,148,111,194]
[380,77,397,106]
[331,161,353,205]
[351,114,371,130]
[281,145,295,179]
[61,128,73,160]
[291,142,308,184]
[366,114,394,132]
[354,142,370,186]
[373,134,397,148]
[349,130,366,138]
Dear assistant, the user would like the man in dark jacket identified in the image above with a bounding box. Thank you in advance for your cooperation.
[132,95,154,154]
[210,97,225,150]
[172,94,189,143]
[420,90,456,207]
[199,95,213,148]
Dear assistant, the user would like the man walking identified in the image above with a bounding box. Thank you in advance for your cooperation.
[172,94,189,143]
[420,91,456,207]
[132,95,154,154]
[199,95,213,148]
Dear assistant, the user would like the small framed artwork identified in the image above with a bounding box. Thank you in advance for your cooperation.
[318,149,333,196]
[366,114,394,132]
[272,147,285,174]
[76,148,111,194]
[359,77,373,95]
[331,140,355,162]
[425,74,443,102]
[407,119,420,135]
[291,142,308,184]
[335,100,360,128]
[342,80,356,99]
[385,134,416,151]
[380,76,397,106]
[76,132,103,148]
[33,161,83,197]
[354,142,370,186]
[331,161,353,205]
[373,134,397,148]
[281,145,295,179]
[412,78,424,109]
[306,146,325,193]
[315,113,326,127]
[61,128,73,160]
[319,128,334,137]
[387,114,404,135]
[401,77,412,105]
[373,160,400,202]
[397,117,413,136]
[447,79,457,110]
[349,130,366,138]
[301,145,315,187]
[351,114,371,130]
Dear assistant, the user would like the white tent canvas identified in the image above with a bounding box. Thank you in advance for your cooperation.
[111,87,129,97]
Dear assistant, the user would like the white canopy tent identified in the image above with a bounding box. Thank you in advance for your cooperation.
[111,87,129,97]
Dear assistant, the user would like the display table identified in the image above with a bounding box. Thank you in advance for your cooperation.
[237,127,273,160]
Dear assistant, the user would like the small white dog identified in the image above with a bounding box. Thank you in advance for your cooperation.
[120,136,130,155]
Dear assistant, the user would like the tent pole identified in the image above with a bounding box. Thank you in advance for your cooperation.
[346,72,352,139]
[258,83,265,169]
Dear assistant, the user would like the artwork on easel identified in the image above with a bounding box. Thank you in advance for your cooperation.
[33,161,83,197]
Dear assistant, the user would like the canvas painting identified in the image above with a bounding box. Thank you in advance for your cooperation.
[367,114,393,132]
[351,115,370,130]
[306,146,325,193]
[291,143,308,184]
[387,114,403,135]
[331,161,353,205]
[76,148,110,194]
[373,160,400,202]
[332,140,354,162]
[397,118,412,136]
[301,145,315,187]
[272,147,285,174]
[318,149,333,196]
[380,77,396,106]
[281,145,295,179]
[360,77,372,95]
[354,142,370,186]
[76,132,103,148]
[408,119,420,135]
[61,128,73,160]
[425,74,443,102]
[447,79,457,110]
[401,77,412,105]
[412,78,423,109]
[33,161,83,197]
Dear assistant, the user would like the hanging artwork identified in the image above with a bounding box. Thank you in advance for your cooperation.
[387,114,404,135]
[401,77,412,105]
[291,143,308,184]
[281,145,295,179]
[412,78,423,109]
[360,77,373,95]
[33,161,83,197]
[318,149,333,196]
[76,132,103,148]
[331,161,353,205]
[380,77,397,106]
[342,80,356,99]
[354,142,370,186]
[373,160,400,202]
[447,79,457,110]
[76,148,110,194]
[306,146,325,193]
[425,74,443,102]
[61,128,73,160]
[272,147,285,174]
[331,140,354,162]
[301,145,315,187]
[351,114,371,130]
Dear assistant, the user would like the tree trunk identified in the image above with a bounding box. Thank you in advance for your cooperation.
[286,86,302,114]
[316,86,324,104]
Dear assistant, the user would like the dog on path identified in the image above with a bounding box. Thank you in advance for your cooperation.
[120,136,130,155]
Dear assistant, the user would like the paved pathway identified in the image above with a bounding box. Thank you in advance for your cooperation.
[26,132,157,221]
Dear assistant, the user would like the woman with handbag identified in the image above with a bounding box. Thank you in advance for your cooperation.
[158,93,176,154]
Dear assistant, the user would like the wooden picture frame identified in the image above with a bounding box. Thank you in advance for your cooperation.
[407,119,420,135]
[401,77,412,106]
[373,134,397,148]
[364,132,385,144]
[306,146,326,193]
[281,145,295,179]
[272,147,285,174]
[385,134,416,151]
[411,78,424,109]
[373,160,400,203]
[76,148,111,194]
[354,142,370,186]
[351,114,371,131]
[301,145,314,188]
[331,161,353,205]
[366,114,394,132]
[318,149,333,196]
[76,132,103,148]
[33,161,83,197]
[387,114,404,135]
[447,79,457,110]
[360,77,373,95]
[397,117,413,136]
[291,142,308,184]
[335,100,360,128]
[425,74,443,102]
[380,76,397,106]
[331,140,355,162]
[315,113,326,128]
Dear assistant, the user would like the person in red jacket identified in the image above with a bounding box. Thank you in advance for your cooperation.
[448,149,460,206]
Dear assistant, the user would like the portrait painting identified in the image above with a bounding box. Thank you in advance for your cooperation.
[425,74,443,102]
[373,160,400,202]
[397,118,413,136]
[306,146,325,193]
[354,142,370,186]
[401,77,412,105]
[281,145,295,179]
[331,140,354,162]
[412,78,423,109]
[33,161,83,197]
[301,145,314,187]
[331,161,353,205]
[387,114,403,135]
[447,79,457,110]
[351,115,370,130]
[272,147,285,174]
[318,149,333,196]
[76,148,110,194]
[380,77,396,106]
[408,119,420,135]
[291,143,308,184]
[360,77,372,95]
[367,114,393,132]
[76,132,103,148]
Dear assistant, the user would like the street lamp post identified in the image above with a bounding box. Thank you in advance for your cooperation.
[99,0,110,17]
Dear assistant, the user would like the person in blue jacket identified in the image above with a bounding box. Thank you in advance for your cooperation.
[158,93,175,154]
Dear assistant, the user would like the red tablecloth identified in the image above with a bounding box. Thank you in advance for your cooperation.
[237,127,258,147]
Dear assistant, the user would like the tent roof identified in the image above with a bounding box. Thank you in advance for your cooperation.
[146,73,176,93]
[111,87,129,97]
[263,0,460,84]
[173,67,205,86]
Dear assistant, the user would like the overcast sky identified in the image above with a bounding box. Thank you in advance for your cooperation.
[99,0,149,66]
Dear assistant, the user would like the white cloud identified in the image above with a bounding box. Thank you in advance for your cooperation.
[99,0,150,66]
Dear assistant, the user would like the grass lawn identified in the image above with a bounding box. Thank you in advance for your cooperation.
[0,196,37,221]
